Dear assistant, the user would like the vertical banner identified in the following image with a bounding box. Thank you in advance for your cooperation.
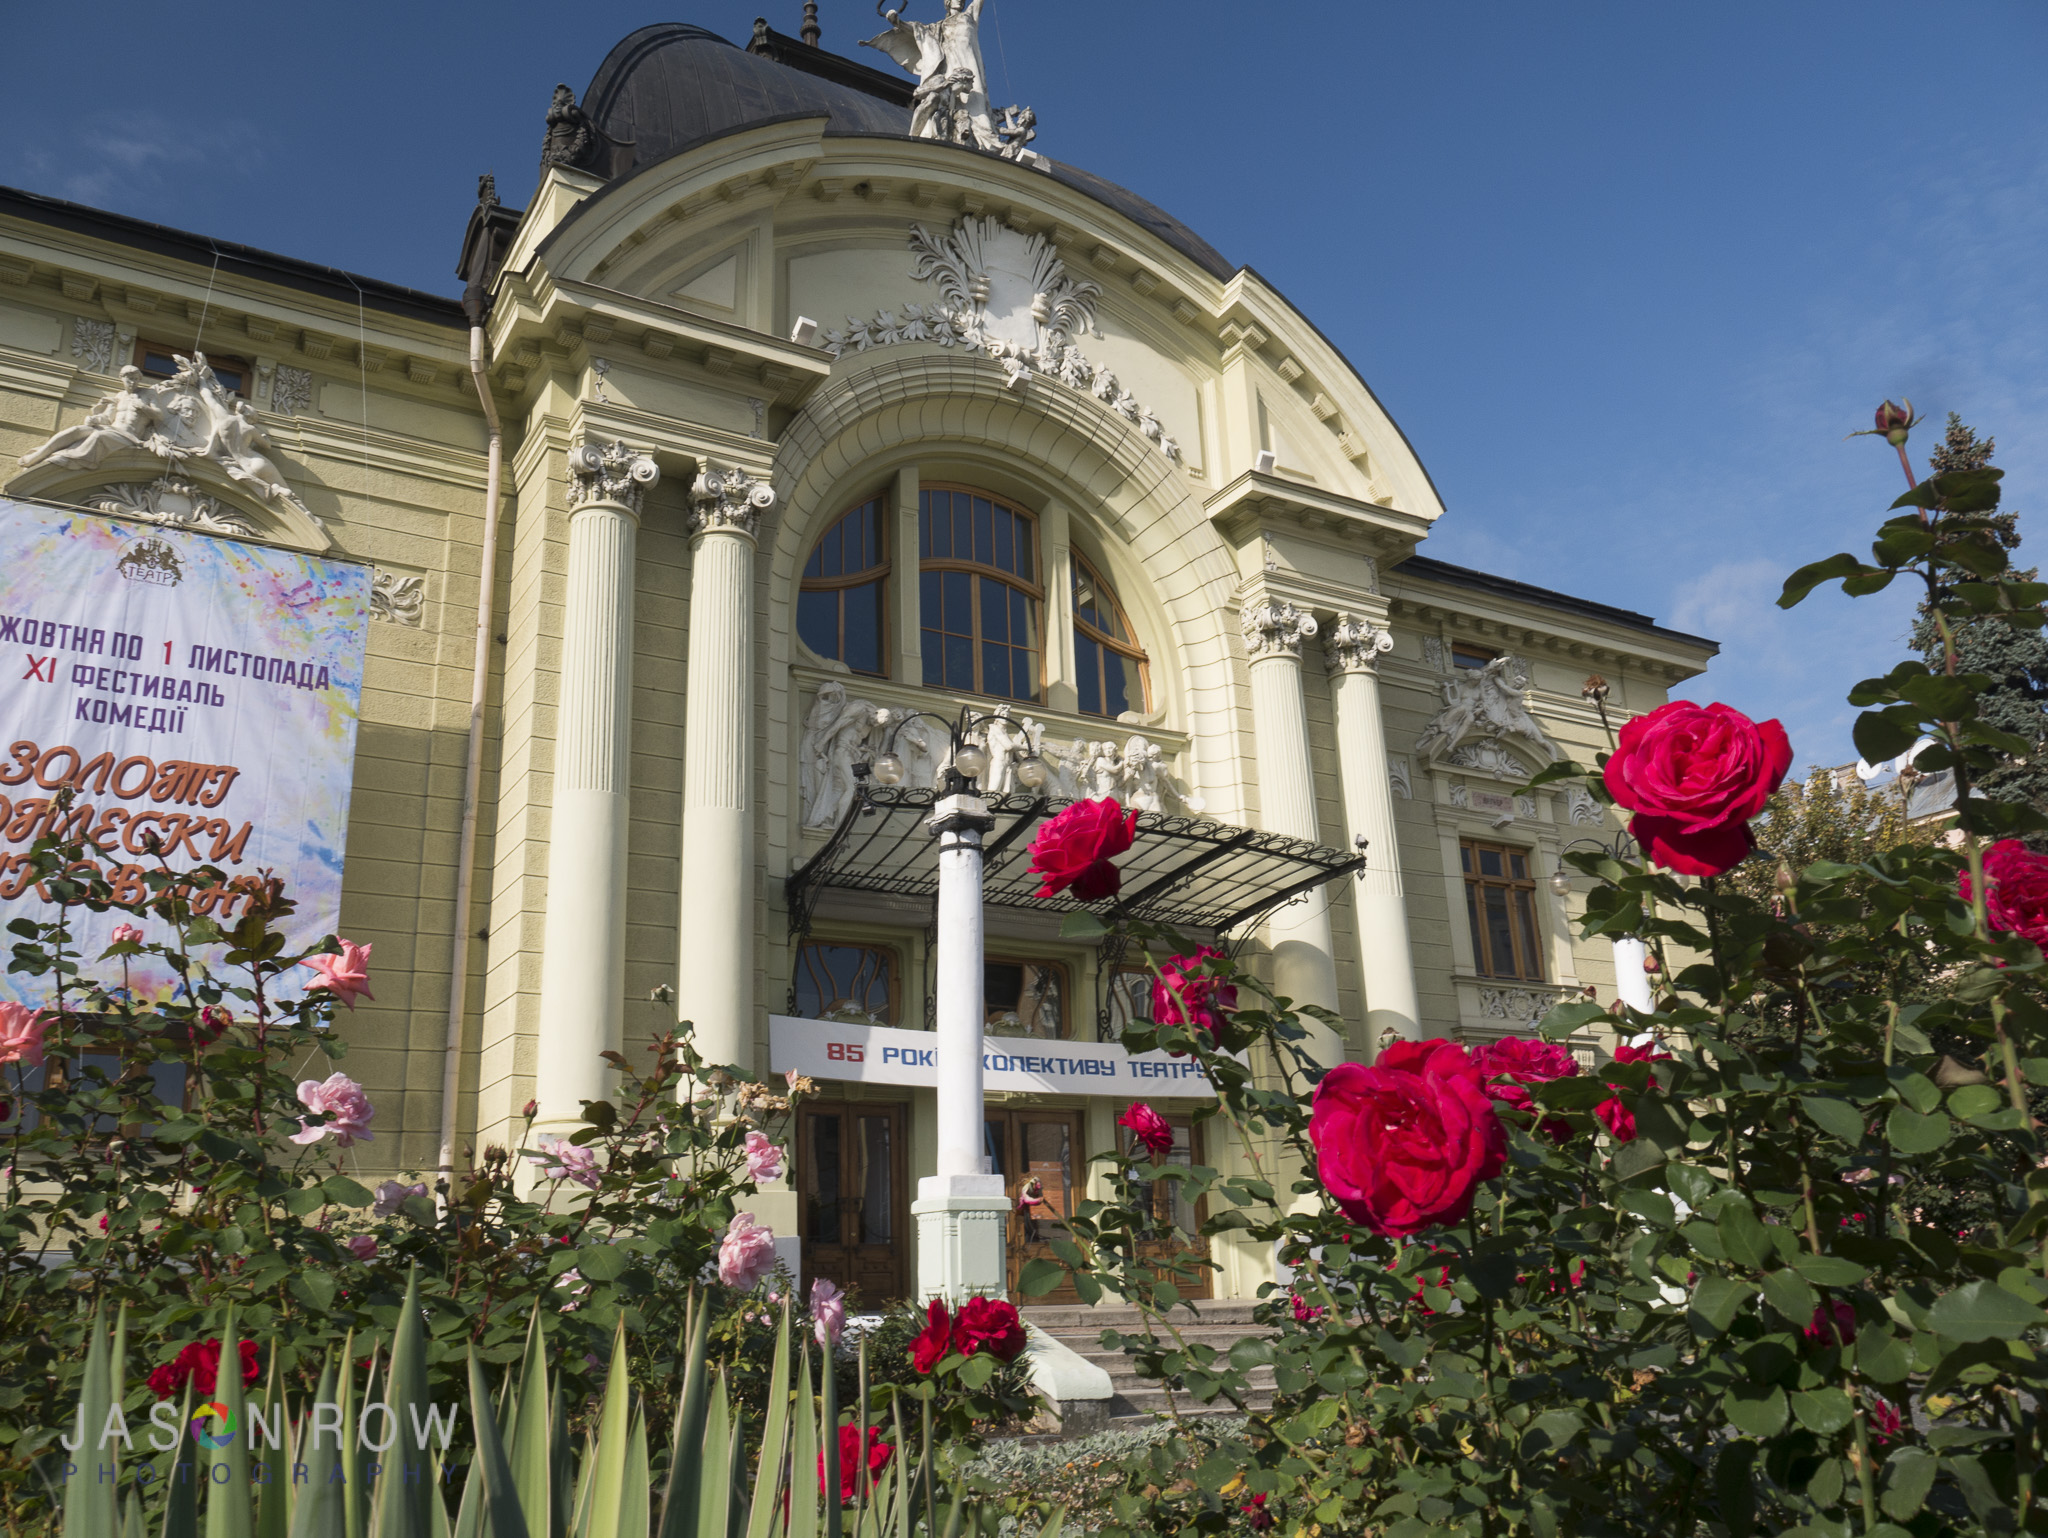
[0,499,371,1005]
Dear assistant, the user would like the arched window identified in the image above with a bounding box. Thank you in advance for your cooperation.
[1071,555,1149,718]
[918,487,1041,702]
[798,496,888,676]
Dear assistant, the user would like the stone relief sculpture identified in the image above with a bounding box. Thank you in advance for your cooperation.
[1414,654,1558,771]
[369,570,425,628]
[1387,754,1412,801]
[814,218,1183,466]
[81,475,260,539]
[1422,636,1446,672]
[1564,784,1603,826]
[795,686,1196,827]
[18,354,314,522]
[862,0,1043,163]
[72,317,114,375]
[1478,986,1561,1025]
[271,366,312,416]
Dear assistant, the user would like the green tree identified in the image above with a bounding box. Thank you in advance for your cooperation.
[1912,414,2048,828]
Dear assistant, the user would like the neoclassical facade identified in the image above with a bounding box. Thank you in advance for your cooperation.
[0,17,1715,1303]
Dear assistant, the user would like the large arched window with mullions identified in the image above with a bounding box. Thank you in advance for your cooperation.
[918,486,1041,703]
[1071,554,1150,718]
[798,495,889,677]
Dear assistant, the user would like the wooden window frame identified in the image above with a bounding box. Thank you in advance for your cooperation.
[1461,838,1546,982]
[1451,643,1499,671]
[918,483,1045,703]
[798,495,891,677]
[791,939,901,1026]
[1071,552,1151,718]
[133,340,251,398]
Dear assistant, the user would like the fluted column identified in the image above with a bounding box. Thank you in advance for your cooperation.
[676,466,775,1072]
[534,442,658,1141]
[1325,615,1422,1050]
[1240,596,1343,1067]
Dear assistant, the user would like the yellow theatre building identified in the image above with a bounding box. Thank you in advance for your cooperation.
[0,13,1716,1306]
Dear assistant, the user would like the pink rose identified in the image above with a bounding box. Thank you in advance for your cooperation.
[811,1276,846,1346]
[373,1180,427,1217]
[299,939,375,1010]
[1309,1040,1507,1237]
[110,924,145,946]
[1028,798,1138,902]
[1602,701,1792,877]
[744,1131,785,1184]
[1150,947,1237,1052]
[289,1072,375,1147]
[1118,1102,1174,1161]
[0,1002,54,1069]
[718,1212,778,1290]
[529,1135,600,1190]
[345,1235,378,1262]
[1962,840,2048,951]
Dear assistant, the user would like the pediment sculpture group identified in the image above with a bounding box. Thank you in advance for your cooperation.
[798,680,1196,830]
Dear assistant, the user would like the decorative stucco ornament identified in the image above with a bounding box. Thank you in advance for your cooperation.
[568,440,660,514]
[688,466,775,538]
[1324,613,1395,674]
[863,0,1043,164]
[1240,597,1318,662]
[1415,653,1559,768]
[369,570,426,628]
[19,354,312,520]
[909,215,1099,352]
[80,474,261,539]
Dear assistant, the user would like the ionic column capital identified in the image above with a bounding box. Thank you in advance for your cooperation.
[568,440,660,516]
[689,466,776,540]
[1324,613,1395,675]
[1240,595,1318,663]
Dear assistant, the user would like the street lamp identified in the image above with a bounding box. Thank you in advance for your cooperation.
[856,705,1050,1303]
[1549,832,1653,1015]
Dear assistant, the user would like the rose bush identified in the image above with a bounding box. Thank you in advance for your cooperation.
[1009,409,2048,1538]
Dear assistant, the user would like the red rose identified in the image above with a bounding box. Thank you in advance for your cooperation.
[909,1298,952,1373]
[1805,1299,1857,1348]
[951,1295,1027,1363]
[1118,1102,1174,1161]
[1151,947,1237,1052]
[1473,1036,1578,1143]
[819,1424,892,1503]
[1595,1041,1671,1144]
[1602,701,1792,877]
[1242,1492,1275,1532]
[149,1338,259,1400]
[1309,1040,1507,1237]
[147,1360,187,1400]
[1028,798,1137,902]
[1962,840,2048,950]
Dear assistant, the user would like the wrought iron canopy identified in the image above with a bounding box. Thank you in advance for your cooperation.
[786,786,1366,939]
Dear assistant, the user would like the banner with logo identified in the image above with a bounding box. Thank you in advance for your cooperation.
[768,1014,1219,1098]
[0,498,371,1006]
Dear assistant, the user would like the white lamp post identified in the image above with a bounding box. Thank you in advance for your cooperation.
[1551,834,1656,1016]
[864,711,1049,1303]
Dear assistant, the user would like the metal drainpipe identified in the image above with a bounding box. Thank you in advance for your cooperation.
[437,318,504,1184]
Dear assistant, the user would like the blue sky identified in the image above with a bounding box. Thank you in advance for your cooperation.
[5,1,2041,769]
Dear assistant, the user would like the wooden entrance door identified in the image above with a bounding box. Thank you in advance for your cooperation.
[798,1102,908,1304]
[1121,1114,1213,1300]
[985,1109,1087,1303]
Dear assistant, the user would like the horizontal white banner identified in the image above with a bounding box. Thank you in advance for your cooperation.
[767,1015,1218,1099]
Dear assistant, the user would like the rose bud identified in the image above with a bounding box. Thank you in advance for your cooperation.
[1875,399,1914,445]
[522,1099,538,1119]
[1643,952,1662,975]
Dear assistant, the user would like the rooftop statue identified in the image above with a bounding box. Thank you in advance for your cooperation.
[863,0,1042,162]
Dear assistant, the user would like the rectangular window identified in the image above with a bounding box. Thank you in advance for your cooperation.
[918,488,1041,702]
[983,957,1066,1039]
[1461,840,1545,981]
[1452,644,1497,671]
[134,342,250,397]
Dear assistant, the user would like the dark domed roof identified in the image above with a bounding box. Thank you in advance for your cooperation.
[580,24,1234,281]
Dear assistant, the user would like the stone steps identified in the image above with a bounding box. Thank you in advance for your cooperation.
[1024,1303,1275,1424]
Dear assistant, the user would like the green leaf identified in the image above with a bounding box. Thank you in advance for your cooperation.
[1759,1269,1818,1327]
[1688,1277,1757,1337]
[1948,1084,2003,1122]
[1721,1384,1788,1437]
[371,1271,434,1538]
[1886,1106,1952,1155]
[1928,1279,2048,1342]
[290,1271,338,1313]
[1779,553,1865,608]
[1854,709,1923,765]
[576,1246,629,1283]
[1057,909,1107,941]
[1787,1253,1869,1287]
[320,1176,373,1209]
[1881,1448,1938,1521]
[1799,1097,1867,1145]
[1017,1259,1067,1298]
[1715,1204,1775,1271]
[957,1353,997,1391]
[1790,1388,1853,1434]
[1619,1189,1676,1228]
[1714,1441,1759,1538]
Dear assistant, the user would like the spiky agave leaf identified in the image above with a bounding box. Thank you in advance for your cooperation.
[203,1310,254,1538]
[370,1270,435,1538]
[572,1319,635,1538]
[655,1301,710,1538]
[287,1356,343,1538]
[741,1305,793,1538]
[465,1350,529,1538]
[62,1307,117,1538]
